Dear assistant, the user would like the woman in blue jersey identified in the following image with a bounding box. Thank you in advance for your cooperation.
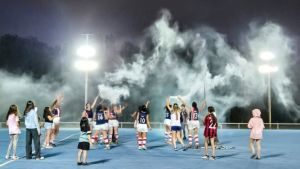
[136,101,151,150]
[77,117,91,165]
[166,97,187,151]
[50,94,64,146]
[163,105,172,144]
[93,104,110,149]
[179,97,206,149]
[82,96,99,128]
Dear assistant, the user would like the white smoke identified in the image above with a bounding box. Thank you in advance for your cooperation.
[98,10,299,122]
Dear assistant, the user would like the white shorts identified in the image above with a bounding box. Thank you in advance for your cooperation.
[94,123,109,131]
[88,118,93,123]
[188,120,200,130]
[109,119,119,128]
[44,122,54,130]
[137,124,148,133]
[53,117,60,124]
[164,119,171,126]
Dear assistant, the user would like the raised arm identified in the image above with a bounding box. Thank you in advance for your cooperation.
[178,96,190,112]
[145,100,150,108]
[199,100,206,112]
[147,114,151,129]
[166,97,171,111]
[91,96,99,109]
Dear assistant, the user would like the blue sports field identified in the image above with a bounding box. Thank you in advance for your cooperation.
[0,128,299,169]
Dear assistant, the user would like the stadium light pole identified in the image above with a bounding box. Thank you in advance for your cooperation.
[258,51,278,129]
[75,34,98,105]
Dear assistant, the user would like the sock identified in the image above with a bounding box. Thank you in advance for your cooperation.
[138,137,142,147]
[188,135,193,145]
[194,135,199,145]
[142,137,147,147]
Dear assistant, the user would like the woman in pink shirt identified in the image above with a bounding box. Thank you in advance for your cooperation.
[248,109,265,160]
[5,104,21,160]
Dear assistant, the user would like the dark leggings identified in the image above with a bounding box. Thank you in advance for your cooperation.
[26,128,41,159]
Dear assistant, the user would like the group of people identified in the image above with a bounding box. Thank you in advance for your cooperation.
[77,96,126,165]
[4,94,265,165]
[5,94,63,160]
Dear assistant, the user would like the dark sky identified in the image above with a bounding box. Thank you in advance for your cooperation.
[0,0,300,47]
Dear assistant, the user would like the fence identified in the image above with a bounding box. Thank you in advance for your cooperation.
[1,122,300,129]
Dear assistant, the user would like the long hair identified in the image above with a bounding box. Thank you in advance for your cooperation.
[192,102,199,112]
[207,106,217,124]
[51,99,58,109]
[23,100,35,116]
[96,104,103,113]
[6,104,19,120]
[80,117,90,132]
[43,107,51,119]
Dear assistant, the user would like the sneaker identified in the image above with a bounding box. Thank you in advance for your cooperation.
[255,156,261,160]
[77,162,82,165]
[250,154,256,159]
[82,162,88,165]
[142,146,147,150]
[138,146,142,150]
[36,156,44,160]
[45,145,54,149]
[105,145,110,150]
[5,155,9,160]
[182,145,188,151]
[174,147,178,151]
[201,155,209,160]
[50,142,56,147]
[12,156,19,160]
[209,156,216,160]
[195,145,200,149]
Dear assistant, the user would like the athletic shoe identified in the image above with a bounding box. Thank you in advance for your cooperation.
[105,145,110,150]
[182,145,188,151]
[36,156,44,160]
[142,146,147,150]
[255,156,261,160]
[12,156,19,160]
[138,146,142,150]
[82,162,88,165]
[183,137,186,140]
[209,156,216,160]
[5,155,9,160]
[250,154,256,159]
[174,147,178,151]
[77,162,82,165]
[195,145,200,149]
[45,145,54,149]
[201,155,209,160]
[50,142,56,147]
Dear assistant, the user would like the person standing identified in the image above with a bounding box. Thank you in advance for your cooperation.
[202,106,218,160]
[24,100,44,160]
[248,109,265,160]
[5,105,21,160]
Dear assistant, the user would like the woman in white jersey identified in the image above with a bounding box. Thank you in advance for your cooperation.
[166,97,187,151]
[178,97,206,149]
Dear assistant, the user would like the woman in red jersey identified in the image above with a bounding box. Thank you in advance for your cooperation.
[202,106,218,160]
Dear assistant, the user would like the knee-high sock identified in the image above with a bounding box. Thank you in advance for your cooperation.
[194,135,199,145]
[115,133,119,141]
[188,135,193,145]
[138,137,142,147]
[142,137,147,146]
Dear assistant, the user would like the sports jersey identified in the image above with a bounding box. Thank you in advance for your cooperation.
[165,109,171,120]
[85,109,93,119]
[95,110,108,125]
[138,111,148,124]
[189,107,199,120]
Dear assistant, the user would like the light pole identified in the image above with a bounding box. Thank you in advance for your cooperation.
[75,34,98,105]
[258,51,278,129]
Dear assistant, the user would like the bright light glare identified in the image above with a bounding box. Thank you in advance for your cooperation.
[76,45,96,58]
[74,59,98,71]
[258,65,279,74]
[259,51,275,61]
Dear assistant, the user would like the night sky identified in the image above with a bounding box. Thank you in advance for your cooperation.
[1,0,299,46]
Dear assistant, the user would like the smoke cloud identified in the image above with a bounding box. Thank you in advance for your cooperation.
[97,10,299,122]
